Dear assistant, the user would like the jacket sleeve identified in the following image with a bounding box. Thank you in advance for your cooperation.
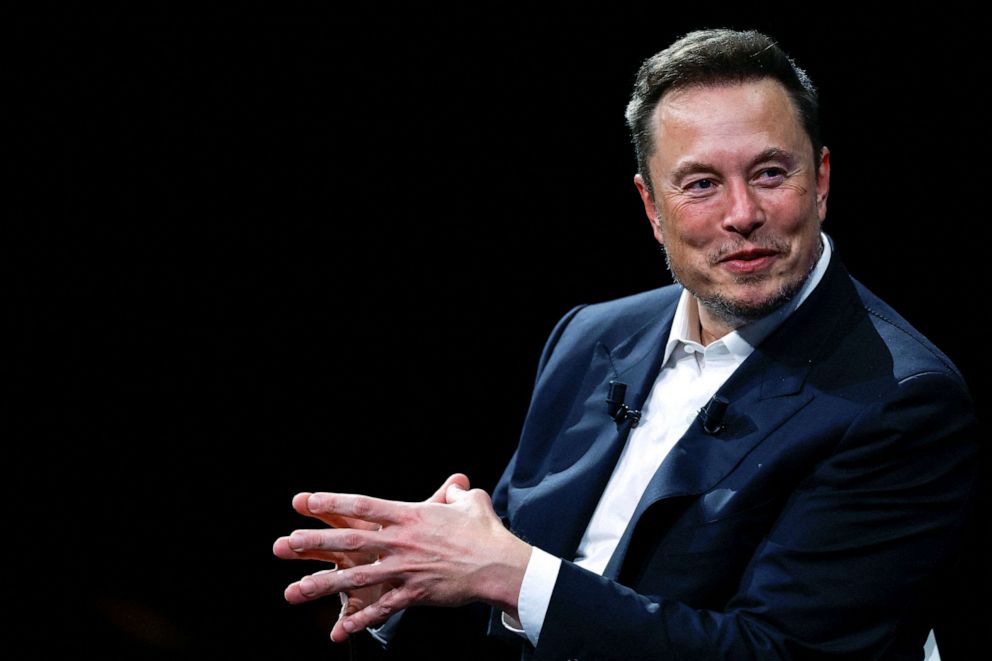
[487,304,587,646]
[533,371,979,660]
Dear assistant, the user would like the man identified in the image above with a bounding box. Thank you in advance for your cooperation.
[274,29,978,659]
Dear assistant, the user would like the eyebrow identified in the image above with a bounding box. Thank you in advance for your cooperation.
[668,148,798,184]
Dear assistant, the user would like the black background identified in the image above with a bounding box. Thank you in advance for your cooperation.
[12,5,989,658]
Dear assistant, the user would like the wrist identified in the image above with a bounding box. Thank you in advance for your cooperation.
[478,531,532,619]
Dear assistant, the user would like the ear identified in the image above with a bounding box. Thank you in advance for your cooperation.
[634,173,665,244]
[815,146,831,222]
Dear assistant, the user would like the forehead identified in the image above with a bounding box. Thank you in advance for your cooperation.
[650,78,811,169]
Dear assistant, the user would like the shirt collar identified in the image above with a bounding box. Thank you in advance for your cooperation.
[662,231,833,365]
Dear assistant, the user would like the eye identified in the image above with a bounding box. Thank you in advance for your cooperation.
[685,178,716,192]
[754,167,787,185]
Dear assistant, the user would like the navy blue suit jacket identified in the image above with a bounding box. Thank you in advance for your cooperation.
[490,248,978,660]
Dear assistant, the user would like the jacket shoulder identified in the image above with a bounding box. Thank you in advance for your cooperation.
[558,284,681,347]
[850,278,965,384]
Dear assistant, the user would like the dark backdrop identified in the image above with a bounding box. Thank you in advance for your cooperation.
[12,6,989,658]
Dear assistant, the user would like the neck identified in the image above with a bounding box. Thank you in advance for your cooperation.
[697,307,740,346]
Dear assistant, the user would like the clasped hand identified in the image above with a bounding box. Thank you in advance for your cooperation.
[273,473,531,642]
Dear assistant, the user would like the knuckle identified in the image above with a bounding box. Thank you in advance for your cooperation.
[350,569,369,587]
[342,532,363,550]
[352,496,373,518]
[314,532,331,546]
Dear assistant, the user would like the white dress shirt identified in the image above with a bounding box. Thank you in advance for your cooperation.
[504,233,832,646]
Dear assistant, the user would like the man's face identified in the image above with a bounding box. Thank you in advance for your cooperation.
[634,78,830,329]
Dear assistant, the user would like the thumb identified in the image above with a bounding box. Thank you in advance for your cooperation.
[444,482,468,504]
[426,473,471,503]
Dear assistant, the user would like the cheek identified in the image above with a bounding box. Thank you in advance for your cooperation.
[665,196,699,219]
[663,232,715,279]
[760,188,819,229]
[662,203,719,247]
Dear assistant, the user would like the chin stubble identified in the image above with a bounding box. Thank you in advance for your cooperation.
[662,237,823,328]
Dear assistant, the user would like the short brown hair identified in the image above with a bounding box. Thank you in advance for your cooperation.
[625,29,821,198]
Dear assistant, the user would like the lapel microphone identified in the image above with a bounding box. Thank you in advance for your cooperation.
[699,394,729,434]
[607,381,641,427]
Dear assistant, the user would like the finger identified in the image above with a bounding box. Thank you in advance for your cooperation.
[331,588,410,642]
[340,587,389,617]
[304,492,408,525]
[285,528,391,556]
[291,493,381,530]
[284,562,392,605]
[291,491,313,515]
[426,473,471,503]
[272,537,375,566]
[283,567,337,605]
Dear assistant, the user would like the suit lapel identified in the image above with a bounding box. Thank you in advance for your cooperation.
[512,295,678,560]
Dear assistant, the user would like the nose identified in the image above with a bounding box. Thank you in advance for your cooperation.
[721,179,766,236]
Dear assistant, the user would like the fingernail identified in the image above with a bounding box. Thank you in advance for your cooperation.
[308,494,325,511]
[343,620,355,633]
[289,533,306,552]
[300,578,315,596]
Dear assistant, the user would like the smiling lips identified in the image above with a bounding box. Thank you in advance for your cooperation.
[718,248,779,274]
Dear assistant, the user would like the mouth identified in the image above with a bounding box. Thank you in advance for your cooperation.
[717,248,780,275]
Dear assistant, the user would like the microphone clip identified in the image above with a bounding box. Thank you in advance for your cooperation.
[699,395,729,435]
[607,381,641,427]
